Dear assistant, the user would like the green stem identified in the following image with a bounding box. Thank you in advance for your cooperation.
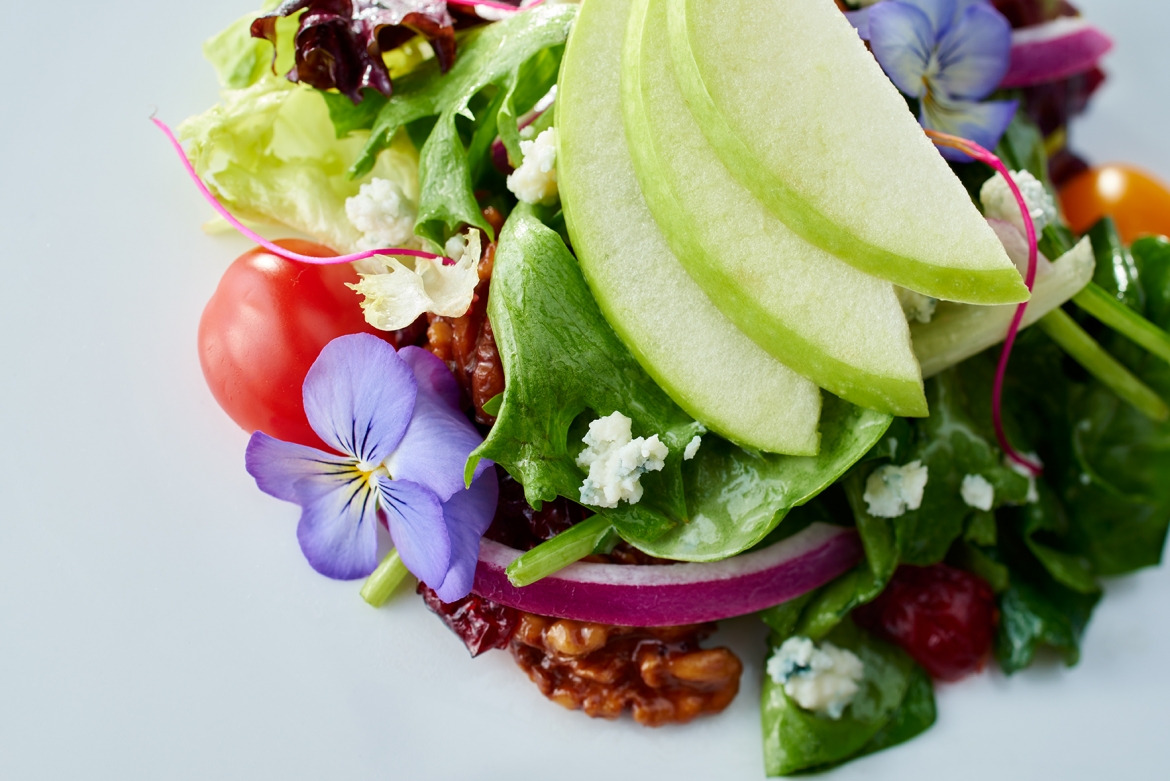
[1038,309,1170,422]
[505,515,615,587]
[360,549,411,607]
[1073,282,1170,365]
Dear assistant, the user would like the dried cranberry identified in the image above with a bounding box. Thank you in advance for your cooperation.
[853,564,998,682]
[417,583,520,657]
[484,473,590,551]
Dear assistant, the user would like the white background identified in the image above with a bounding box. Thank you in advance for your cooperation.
[2,0,1168,778]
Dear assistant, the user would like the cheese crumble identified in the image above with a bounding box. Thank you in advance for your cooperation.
[345,177,417,251]
[980,169,1057,235]
[896,287,938,324]
[507,127,559,204]
[767,636,865,720]
[576,412,668,508]
[683,435,702,461]
[863,461,929,518]
[960,473,995,511]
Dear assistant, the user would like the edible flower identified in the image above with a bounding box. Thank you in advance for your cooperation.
[349,229,483,331]
[245,333,498,601]
[850,0,1017,162]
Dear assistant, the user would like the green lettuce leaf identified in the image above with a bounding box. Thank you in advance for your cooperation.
[178,77,420,253]
[471,205,889,559]
[201,1,296,90]
[761,619,934,776]
[332,4,576,245]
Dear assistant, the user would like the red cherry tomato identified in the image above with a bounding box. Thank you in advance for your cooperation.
[1060,164,1170,244]
[853,564,998,682]
[198,240,388,451]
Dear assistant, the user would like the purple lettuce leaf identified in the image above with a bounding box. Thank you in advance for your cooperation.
[251,0,460,103]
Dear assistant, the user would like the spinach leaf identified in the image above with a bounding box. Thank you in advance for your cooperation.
[1087,217,1145,314]
[854,665,936,758]
[470,204,700,544]
[1017,481,1098,594]
[761,619,934,776]
[335,5,576,244]
[1134,236,1170,331]
[642,398,890,560]
[995,576,1100,674]
[472,205,889,559]
[850,369,1030,567]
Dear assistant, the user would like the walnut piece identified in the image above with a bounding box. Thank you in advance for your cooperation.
[510,614,742,727]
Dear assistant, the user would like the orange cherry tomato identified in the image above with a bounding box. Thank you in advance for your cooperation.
[1060,164,1170,244]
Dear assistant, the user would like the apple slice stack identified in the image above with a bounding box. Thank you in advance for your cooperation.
[558,0,1028,455]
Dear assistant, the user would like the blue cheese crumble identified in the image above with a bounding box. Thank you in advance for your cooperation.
[896,287,938,324]
[767,636,865,720]
[345,177,417,251]
[506,127,559,204]
[863,461,929,518]
[960,473,995,511]
[576,412,668,508]
[980,169,1057,235]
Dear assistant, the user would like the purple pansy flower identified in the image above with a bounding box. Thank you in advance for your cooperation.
[245,333,498,602]
[849,0,1017,161]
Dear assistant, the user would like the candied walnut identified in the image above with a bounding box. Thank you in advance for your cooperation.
[425,229,504,424]
[482,206,507,237]
[418,583,519,657]
[510,614,742,727]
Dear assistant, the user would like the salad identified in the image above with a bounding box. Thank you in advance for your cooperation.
[165,0,1170,774]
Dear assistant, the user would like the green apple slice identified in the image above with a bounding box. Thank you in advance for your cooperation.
[666,0,1028,306]
[557,0,823,455]
[625,0,927,417]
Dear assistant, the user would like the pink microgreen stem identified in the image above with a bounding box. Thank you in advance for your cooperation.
[926,130,1043,477]
[151,117,451,266]
[446,0,545,11]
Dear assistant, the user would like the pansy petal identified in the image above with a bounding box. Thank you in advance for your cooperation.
[432,467,500,603]
[898,0,958,40]
[245,432,355,503]
[934,3,1012,100]
[384,381,490,503]
[844,8,872,40]
[294,470,381,580]
[398,345,461,412]
[869,1,937,98]
[922,95,1019,162]
[302,333,417,464]
[377,476,451,589]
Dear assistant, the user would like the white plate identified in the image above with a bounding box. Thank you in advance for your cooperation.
[1,0,1167,778]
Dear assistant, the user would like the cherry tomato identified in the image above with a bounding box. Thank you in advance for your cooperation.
[198,240,387,451]
[853,564,998,682]
[1060,164,1170,244]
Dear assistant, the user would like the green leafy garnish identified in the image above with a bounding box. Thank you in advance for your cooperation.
[329,4,576,245]
[761,620,934,776]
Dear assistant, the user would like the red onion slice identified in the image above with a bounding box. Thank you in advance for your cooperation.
[1001,17,1113,89]
[472,522,863,626]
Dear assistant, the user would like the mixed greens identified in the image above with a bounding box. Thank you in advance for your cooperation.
[177,0,1170,775]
